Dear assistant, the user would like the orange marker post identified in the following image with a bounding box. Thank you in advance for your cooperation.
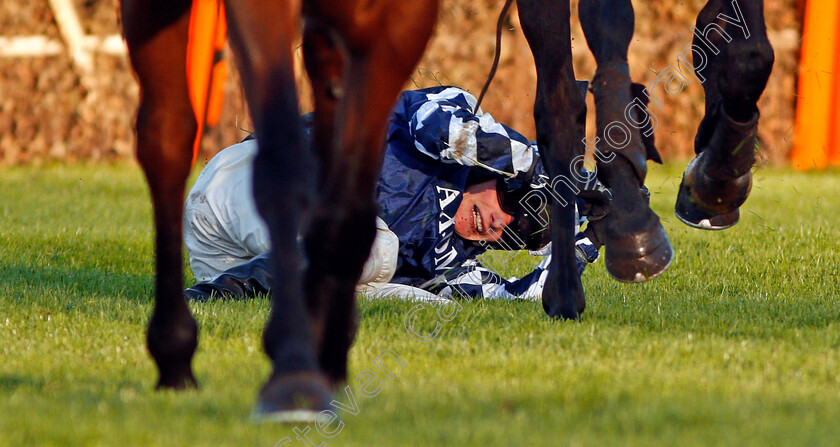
[831,7,840,167]
[186,0,228,163]
[792,0,840,170]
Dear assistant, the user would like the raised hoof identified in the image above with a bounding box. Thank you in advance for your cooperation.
[253,372,333,423]
[675,184,740,230]
[603,222,673,283]
[675,152,752,231]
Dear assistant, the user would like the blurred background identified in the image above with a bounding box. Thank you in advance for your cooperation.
[0,0,808,166]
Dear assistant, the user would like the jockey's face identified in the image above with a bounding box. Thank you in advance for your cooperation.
[454,179,514,243]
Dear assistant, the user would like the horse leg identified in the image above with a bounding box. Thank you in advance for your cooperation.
[122,0,199,390]
[675,0,773,229]
[578,0,674,283]
[222,0,330,419]
[298,21,342,356]
[518,0,587,319]
[299,21,364,381]
[301,0,439,383]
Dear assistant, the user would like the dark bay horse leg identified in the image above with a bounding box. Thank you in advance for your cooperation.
[675,0,773,229]
[518,0,587,319]
[298,21,343,369]
[300,0,439,384]
[122,0,199,389]
[299,22,355,384]
[222,0,330,419]
[578,0,674,283]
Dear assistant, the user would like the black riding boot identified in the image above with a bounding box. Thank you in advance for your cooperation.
[184,253,274,301]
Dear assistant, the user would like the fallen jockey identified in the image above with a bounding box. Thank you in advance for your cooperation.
[183,85,610,302]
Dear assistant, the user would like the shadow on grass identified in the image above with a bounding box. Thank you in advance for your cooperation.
[583,292,840,339]
[0,374,45,393]
[0,262,152,305]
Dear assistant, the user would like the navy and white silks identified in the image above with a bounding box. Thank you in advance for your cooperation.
[183,86,599,301]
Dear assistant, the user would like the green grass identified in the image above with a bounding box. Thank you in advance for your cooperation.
[1,162,839,446]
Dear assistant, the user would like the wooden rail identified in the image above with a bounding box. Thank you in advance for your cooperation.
[0,0,126,89]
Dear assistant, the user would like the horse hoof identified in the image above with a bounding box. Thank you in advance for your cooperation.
[603,221,673,283]
[675,152,751,231]
[155,371,198,390]
[252,372,333,423]
[541,270,585,320]
[541,292,583,321]
[675,184,740,230]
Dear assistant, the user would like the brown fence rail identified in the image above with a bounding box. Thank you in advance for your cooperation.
[0,0,801,166]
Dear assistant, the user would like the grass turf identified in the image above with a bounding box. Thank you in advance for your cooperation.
[0,163,839,446]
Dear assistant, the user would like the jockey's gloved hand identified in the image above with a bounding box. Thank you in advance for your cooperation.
[575,233,600,275]
[576,171,612,221]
